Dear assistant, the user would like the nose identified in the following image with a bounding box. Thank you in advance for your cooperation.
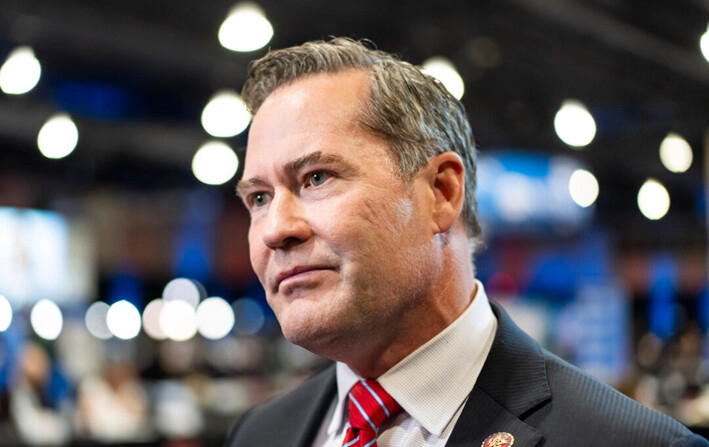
[261,190,312,249]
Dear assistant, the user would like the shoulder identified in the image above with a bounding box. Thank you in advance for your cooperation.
[535,350,706,446]
[485,301,707,446]
[224,365,336,447]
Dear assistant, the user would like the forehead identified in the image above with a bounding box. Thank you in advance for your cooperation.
[243,70,378,172]
[259,69,371,123]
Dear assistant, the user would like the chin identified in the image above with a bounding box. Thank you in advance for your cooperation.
[273,291,355,354]
[282,326,330,356]
[279,316,346,359]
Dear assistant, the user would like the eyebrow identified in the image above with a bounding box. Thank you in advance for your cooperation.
[284,151,351,173]
[235,151,359,199]
[235,177,268,199]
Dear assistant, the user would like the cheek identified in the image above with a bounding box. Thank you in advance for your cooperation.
[316,197,384,247]
[356,192,415,241]
[247,226,267,277]
[313,196,410,269]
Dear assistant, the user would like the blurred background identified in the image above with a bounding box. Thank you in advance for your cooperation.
[1,0,709,444]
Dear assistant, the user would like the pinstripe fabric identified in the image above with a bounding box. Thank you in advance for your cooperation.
[341,380,401,447]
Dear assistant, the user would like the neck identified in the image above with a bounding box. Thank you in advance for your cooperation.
[344,230,477,378]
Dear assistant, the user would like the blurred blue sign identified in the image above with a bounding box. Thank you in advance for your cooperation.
[477,150,594,236]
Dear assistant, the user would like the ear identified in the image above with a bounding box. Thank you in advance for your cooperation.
[425,152,465,234]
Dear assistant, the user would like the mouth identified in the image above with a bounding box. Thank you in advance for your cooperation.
[274,265,334,291]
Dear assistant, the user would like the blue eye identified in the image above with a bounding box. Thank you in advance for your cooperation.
[309,171,330,187]
[251,193,269,207]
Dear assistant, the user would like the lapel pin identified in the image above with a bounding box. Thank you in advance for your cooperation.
[481,432,515,447]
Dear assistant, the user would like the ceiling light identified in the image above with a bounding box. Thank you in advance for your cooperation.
[701,24,709,63]
[192,141,239,186]
[106,300,142,340]
[554,100,596,148]
[0,294,12,332]
[197,297,235,340]
[201,90,251,137]
[159,299,198,341]
[31,299,63,340]
[638,179,670,220]
[568,169,599,208]
[421,57,465,100]
[0,46,41,95]
[142,299,167,340]
[85,301,112,340]
[659,132,692,173]
[163,277,204,308]
[37,113,79,159]
[218,3,274,52]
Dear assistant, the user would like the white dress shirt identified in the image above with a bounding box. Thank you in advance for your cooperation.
[311,281,497,447]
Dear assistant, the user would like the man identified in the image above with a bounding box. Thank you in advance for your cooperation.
[226,38,707,447]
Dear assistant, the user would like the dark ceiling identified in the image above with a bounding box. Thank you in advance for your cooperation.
[1,0,709,246]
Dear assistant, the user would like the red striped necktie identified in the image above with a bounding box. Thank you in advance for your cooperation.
[341,379,401,447]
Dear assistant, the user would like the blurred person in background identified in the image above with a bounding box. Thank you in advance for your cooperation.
[76,359,151,442]
[153,378,204,444]
[225,38,708,447]
[8,341,72,446]
[629,325,709,427]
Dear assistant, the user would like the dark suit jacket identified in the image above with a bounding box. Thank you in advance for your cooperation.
[225,302,708,446]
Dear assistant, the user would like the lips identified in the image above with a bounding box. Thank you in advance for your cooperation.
[274,265,334,291]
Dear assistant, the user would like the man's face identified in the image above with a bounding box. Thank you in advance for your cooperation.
[239,70,439,357]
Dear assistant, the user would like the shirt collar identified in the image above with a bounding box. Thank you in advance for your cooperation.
[329,281,497,437]
[326,362,362,437]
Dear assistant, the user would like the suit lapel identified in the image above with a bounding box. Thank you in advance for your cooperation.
[446,387,543,447]
[447,302,551,447]
[289,365,338,447]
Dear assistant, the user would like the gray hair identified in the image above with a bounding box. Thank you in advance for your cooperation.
[242,37,481,251]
